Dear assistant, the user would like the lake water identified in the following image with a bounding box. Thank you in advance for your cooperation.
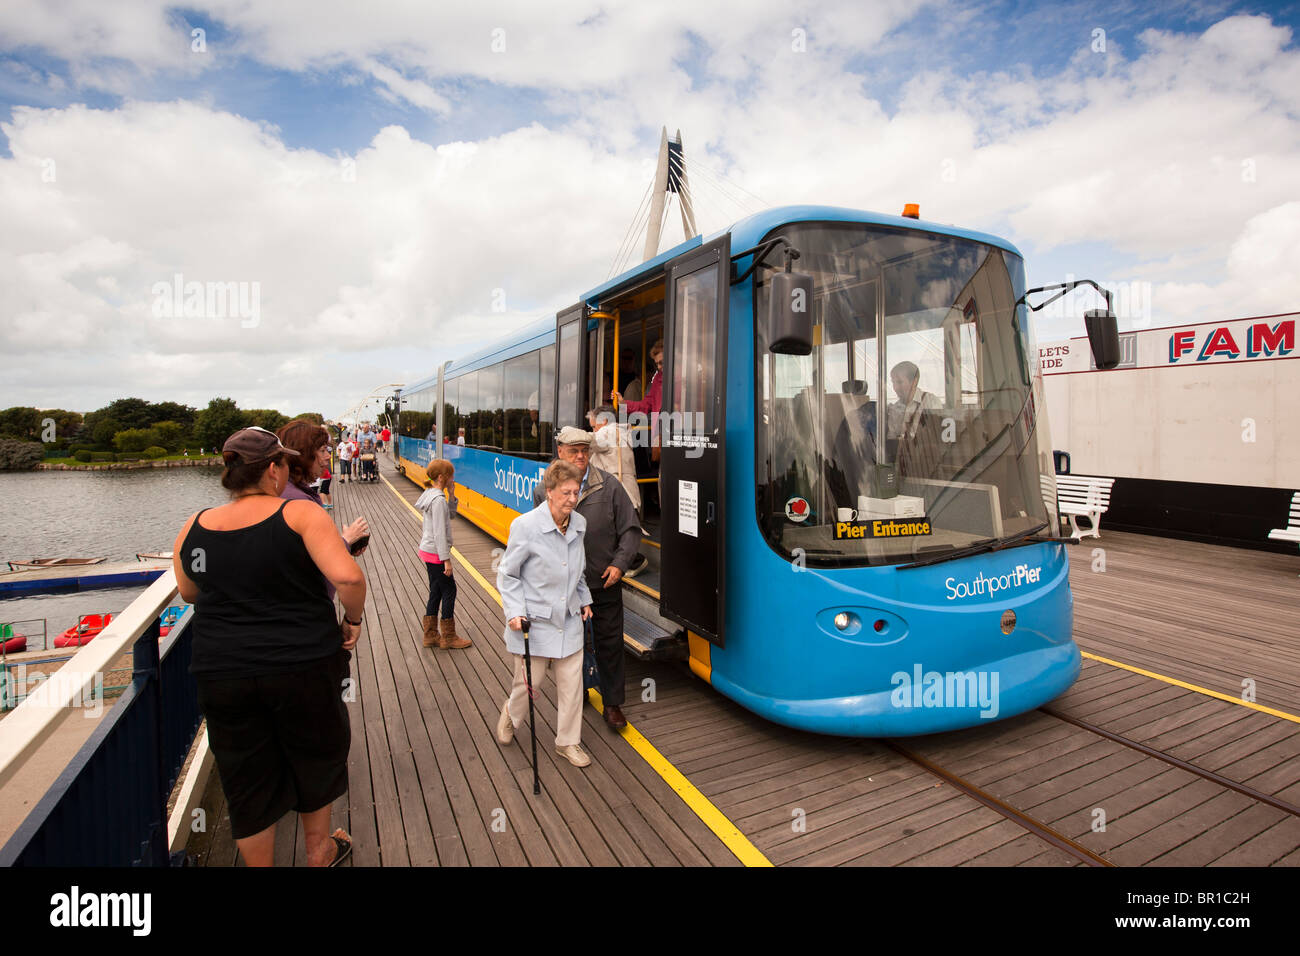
[0,467,226,640]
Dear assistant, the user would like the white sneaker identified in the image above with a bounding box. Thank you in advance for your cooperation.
[496,702,515,745]
[555,744,591,767]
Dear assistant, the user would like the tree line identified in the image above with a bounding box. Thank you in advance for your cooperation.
[0,399,323,470]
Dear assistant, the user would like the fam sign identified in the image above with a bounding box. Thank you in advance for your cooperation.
[1039,314,1296,375]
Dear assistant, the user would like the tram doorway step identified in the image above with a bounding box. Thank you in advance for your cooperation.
[623,609,686,662]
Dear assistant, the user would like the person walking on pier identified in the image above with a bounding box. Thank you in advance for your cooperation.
[277,421,368,562]
[416,459,470,650]
[532,426,640,731]
[498,460,594,767]
[338,434,355,483]
[172,425,365,867]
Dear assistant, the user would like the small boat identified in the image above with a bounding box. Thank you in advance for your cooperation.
[52,613,114,648]
[7,557,107,571]
[0,623,26,654]
[159,605,191,636]
[136,551,173,562]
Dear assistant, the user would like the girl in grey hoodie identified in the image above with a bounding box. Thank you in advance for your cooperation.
[416,460,470,650]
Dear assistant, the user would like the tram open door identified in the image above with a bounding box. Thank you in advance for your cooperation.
[658,237,730,646]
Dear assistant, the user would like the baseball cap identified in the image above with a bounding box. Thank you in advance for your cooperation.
[555,425,593,446]
[222,426,300,464]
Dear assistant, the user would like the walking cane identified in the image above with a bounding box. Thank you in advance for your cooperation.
[521,618,540,795]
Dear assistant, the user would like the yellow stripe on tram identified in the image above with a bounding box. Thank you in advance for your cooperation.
[1082,652,1300,725]
[381,472,771,866]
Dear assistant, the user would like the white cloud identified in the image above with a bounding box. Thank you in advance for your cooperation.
[1155,201,1300,321]
[361,59,451,113]
[1,8,1298,416]
[0,103,673,412]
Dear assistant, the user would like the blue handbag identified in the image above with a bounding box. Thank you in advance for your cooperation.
[582,617,601,692]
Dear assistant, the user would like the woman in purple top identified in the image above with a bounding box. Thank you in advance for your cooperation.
[277,421,369,581]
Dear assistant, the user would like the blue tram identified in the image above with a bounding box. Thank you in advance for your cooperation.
[395,204,1115,736]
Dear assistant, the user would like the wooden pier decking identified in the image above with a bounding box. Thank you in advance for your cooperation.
[186,460,1300,867]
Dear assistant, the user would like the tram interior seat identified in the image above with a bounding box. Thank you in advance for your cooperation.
[823,380,871,460]
[766,389,835,524]
[825,389,879,508]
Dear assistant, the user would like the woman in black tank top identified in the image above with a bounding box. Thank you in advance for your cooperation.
[173,426,367,867]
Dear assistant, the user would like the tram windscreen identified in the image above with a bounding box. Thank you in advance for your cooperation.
[755,222,1059,567]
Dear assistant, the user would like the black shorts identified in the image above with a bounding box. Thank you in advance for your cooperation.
[319,478,332,494]
[197,651,351,839]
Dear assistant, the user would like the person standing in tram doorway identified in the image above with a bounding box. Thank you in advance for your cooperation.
[588,404,649,578]
[612,338,664,513]
[533,426,640,731]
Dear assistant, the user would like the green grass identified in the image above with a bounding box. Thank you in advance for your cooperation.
[41,452,221,467]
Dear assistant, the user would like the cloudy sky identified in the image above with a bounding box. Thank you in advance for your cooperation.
[2,0,1298,419]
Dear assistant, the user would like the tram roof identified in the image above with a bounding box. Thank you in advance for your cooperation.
[724,204,1024,263]
[580,204,1022,302]
[402,205,1023,396]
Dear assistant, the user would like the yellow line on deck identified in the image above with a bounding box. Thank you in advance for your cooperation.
[381,472,771,866]
[1082,652,1300,724]
[585,688,771,867]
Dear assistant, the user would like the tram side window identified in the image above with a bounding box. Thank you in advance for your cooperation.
[479,363,504,448]
[443,378,458,443]
[671,266,717,433]
[539,343,556,455]
[457,371,479,446]
[588,327,601,415]
[504,351,540,455]
[557,322,580,429]
[398,388,417,438]
[400,385,435,442]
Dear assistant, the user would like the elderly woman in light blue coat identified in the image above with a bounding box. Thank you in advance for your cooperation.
[496,460,595,767]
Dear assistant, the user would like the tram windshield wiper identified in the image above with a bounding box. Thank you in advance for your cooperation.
[897,521,1056,570]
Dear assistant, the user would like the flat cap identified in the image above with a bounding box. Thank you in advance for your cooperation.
[554,425,593,446]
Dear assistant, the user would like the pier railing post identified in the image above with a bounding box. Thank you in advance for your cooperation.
[132,617,169,867]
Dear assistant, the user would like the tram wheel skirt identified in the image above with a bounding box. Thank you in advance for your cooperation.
[709,643,1082,738]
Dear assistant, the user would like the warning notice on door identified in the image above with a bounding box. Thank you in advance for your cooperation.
[678,480,699,538]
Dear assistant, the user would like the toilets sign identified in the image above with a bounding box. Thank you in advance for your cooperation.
[1039,315,1296,374]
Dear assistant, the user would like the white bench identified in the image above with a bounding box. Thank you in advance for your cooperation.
[1268,491,1300,555]
[1052,475,1115,540]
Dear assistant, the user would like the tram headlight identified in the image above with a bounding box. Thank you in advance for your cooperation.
[834,613,850,630]
[1000,609,1017,635]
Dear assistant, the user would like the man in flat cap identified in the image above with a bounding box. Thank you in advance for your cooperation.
[534,425,640,730]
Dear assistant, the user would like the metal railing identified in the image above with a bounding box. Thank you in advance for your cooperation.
[0,571,201,866]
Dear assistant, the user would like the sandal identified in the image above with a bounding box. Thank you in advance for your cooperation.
[328,828,353,867]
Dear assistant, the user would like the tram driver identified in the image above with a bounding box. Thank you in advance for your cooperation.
[886,361,941,442]
[887,361,943,481]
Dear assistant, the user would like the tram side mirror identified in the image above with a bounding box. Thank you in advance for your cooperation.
[1084,309,1120,370]
[768,272,815,355]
